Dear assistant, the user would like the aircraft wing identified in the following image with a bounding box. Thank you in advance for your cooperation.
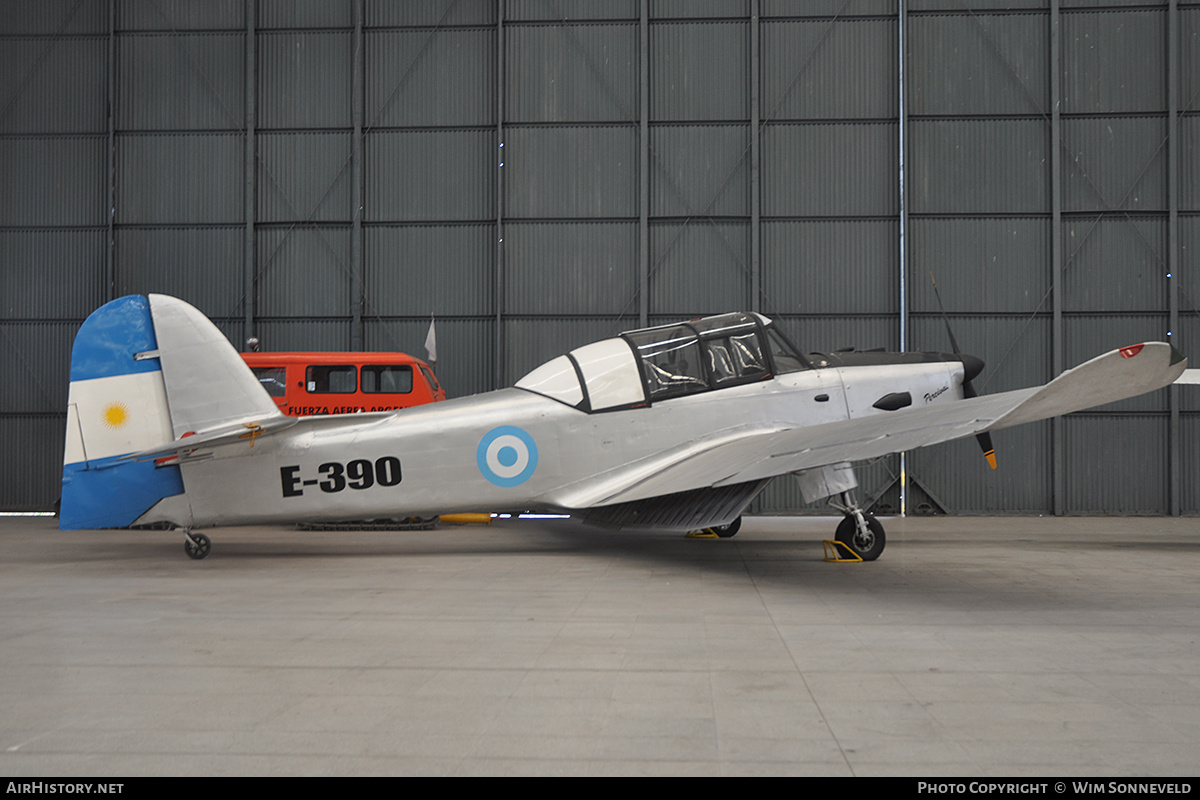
[551,342,1184,508]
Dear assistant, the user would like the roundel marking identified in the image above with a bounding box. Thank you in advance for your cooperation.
[477,426,539,487]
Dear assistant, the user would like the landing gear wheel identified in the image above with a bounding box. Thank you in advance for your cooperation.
[184,532,211,560]
[711,517,742,538]
[834,514,885,561]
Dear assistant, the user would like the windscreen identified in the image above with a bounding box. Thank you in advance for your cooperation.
[765,328,809,374]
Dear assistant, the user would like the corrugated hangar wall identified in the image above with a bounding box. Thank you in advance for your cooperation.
[1,0,1196,515]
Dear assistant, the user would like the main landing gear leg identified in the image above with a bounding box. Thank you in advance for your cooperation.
[182,529,211,560]
[829,489,885,561]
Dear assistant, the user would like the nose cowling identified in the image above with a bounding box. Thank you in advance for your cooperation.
[959,353,985,384]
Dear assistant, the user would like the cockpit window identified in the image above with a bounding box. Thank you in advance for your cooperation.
[517,312,807,411]
[626,326,707,401]
[706,332,770,386]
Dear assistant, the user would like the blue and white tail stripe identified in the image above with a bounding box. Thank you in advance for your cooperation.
[60,296,184,530]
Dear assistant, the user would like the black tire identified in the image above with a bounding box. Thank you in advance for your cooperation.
[711,516,742,538]
[184,532,211,560]
[834,514,885,561]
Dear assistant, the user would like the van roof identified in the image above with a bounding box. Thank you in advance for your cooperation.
[241,352,432,368]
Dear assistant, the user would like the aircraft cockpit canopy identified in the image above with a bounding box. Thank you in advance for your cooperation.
[515,312,810,412]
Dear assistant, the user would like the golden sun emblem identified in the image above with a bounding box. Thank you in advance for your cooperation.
[102,402,130,429]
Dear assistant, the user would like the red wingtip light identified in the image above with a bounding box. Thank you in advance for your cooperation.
[1119,344,1145,359]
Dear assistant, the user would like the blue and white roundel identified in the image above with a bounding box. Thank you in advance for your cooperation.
[477,426,539,487]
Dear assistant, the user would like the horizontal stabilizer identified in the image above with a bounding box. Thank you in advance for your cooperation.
[126,415,299,461]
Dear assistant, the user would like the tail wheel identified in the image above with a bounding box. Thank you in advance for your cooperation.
[184,531,211,560]
[834,514,885,561]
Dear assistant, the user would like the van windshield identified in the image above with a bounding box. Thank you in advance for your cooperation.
[251,367,287,397]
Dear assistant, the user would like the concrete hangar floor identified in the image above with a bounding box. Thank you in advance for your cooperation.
[1,514,1198,777]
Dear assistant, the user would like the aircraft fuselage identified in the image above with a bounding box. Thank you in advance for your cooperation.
[139,360,965,529]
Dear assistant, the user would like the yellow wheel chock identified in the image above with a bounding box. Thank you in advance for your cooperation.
[823,539,863,563]
[685,528,720,539]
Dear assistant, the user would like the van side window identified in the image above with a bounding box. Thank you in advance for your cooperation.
[306,365,356,393]
[251,367,287,397]
[362,365,413,394]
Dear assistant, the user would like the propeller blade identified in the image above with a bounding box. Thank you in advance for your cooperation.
[931,273,996,469]
[977,431,997,470]
[930,273,962,355]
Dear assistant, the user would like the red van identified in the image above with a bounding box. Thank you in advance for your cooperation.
[241,352,445,417]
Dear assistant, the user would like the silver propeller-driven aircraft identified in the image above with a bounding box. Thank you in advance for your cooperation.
[60,294,1186,560]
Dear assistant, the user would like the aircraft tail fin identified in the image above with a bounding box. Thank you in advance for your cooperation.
[146,293,281,437]
[61,294,281,529]
[61,295,183,529]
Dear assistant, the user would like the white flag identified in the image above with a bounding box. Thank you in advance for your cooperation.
[424,317,437,365]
